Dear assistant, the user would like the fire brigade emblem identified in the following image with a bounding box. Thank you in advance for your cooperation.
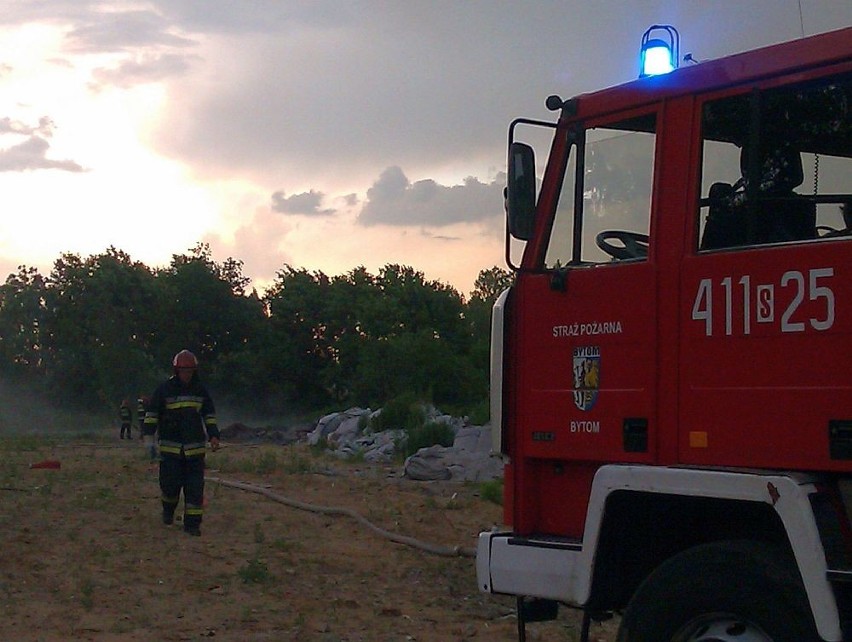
[573,346,600,411]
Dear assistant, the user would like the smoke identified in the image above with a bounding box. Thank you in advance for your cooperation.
[0,376,108,436]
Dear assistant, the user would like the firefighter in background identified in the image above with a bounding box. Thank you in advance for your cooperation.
[136,396,146,440]
[144,349,220,536]
[119,399,132,439]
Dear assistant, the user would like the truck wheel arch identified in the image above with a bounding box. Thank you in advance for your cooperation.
[587,489,789,611]
[580,466,842,640]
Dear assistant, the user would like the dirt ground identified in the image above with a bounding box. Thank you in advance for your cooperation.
[0,434,618,642]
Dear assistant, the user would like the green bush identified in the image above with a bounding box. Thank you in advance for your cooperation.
[357,413,370,433]
[401,420,455,458]
[370,392,425,433]
[466,398,490,426]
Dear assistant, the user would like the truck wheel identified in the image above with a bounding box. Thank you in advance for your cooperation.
[616,540,819,642]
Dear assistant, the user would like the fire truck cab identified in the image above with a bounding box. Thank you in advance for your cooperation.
[477,27,852,642]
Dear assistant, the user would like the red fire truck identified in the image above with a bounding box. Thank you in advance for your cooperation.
[477,26,852,642]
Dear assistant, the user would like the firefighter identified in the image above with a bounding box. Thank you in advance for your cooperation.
[144,349,220,536]
[136,396,146,440]
[119,399,132,439]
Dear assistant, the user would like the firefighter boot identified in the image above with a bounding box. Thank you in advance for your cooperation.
[183,510,201,536]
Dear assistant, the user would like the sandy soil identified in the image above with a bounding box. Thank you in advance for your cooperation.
[0,435,617,641]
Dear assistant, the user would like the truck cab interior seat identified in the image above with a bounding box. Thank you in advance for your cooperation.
[743,144,817,245]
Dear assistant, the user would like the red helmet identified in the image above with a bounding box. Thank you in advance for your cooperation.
[172,349,198,373]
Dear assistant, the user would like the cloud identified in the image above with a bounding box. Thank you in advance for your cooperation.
[358,166,504,227]
[271,189,336,216]
[0,116,83,172]
[204,204,294,292]
[90,52,196,88]
[0,136,84,172]
[0,116,55,137]
[148,5,531,187]
[66,8,196,53]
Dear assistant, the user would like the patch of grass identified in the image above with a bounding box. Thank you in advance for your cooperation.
[38,480,54,496]
[281,447,315,474]
[2,434,55,451]
[271,537,297,552]
[238,556,273,584]
[250,450,280,474]
[445,492,465,510]
[478,479,503,505]
[240,605,258,623]
[346,449,366,463]
[79,577,95,611]
[309,436,329,455]
[216,448,287,475]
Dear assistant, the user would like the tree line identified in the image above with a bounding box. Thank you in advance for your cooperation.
[0,243,513,420]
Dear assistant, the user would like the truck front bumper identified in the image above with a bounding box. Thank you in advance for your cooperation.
[476,531,582,603]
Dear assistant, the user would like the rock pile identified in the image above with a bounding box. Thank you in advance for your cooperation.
[304,406,503,482]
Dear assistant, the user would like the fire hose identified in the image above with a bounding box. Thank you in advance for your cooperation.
[206,476,477,558]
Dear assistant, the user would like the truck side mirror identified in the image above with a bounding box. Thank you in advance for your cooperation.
[507,142,537,240]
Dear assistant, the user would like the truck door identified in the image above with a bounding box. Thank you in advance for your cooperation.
[511,110,659,537]
[681,74,852,471]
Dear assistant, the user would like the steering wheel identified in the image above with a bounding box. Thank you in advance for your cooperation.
[595,230,650,260]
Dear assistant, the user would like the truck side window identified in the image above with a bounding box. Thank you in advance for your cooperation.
[545,116,656,268]
[698,74,852,251]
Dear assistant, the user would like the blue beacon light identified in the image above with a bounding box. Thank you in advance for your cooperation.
[639,25,679,77]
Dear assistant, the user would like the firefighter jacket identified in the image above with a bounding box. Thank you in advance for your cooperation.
[120,404,132,423]
[143,374,219,458]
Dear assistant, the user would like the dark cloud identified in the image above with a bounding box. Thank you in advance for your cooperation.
[358,166,504,227]
[271,189,335,216]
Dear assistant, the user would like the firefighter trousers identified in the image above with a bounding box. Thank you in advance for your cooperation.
[159,454,205,529]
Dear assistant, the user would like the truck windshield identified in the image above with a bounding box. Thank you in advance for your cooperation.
[545,114,656,268]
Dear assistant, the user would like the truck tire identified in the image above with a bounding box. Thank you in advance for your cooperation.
[616,540,819,642]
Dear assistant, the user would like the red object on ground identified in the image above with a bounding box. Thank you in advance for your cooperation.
[29,460,61,470]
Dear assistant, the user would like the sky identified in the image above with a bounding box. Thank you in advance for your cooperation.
[0,1,849,297]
